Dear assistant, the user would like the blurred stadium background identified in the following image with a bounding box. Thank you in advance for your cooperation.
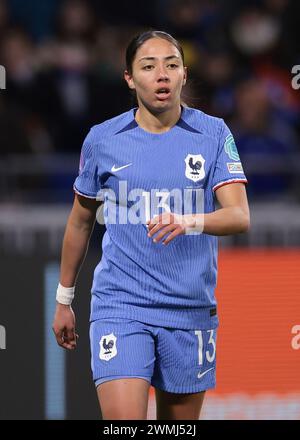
[0,0,299,420]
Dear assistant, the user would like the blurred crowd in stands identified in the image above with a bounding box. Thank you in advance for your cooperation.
[0,0,300,201]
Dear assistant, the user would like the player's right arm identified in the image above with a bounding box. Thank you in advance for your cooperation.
[52,193,102,350]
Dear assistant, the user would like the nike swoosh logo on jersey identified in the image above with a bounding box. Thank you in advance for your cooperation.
[111,163,132,172]
[197,367,214,379]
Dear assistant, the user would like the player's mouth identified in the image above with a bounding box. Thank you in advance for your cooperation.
[155,87,171,101]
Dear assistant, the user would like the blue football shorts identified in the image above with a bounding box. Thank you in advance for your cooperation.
[90,317,217,394]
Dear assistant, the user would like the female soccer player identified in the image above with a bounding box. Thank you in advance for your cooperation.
[52,30,250,420]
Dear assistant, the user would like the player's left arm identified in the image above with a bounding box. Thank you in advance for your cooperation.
[147,183,250,244]
[203,182,250,236]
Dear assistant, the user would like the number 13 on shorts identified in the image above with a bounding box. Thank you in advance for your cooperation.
[195,329,216,365]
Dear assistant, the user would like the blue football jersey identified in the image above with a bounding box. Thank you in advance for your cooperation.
[74,106,247,329]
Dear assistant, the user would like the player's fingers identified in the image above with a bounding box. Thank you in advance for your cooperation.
[147,213,164,230]
[152,224,176,243]
[66,327,77,347]
[147,221,165,237]
[53,327,67,347]
[61,341,76,350]
[52,326,76,350]
[60,330,76,350]
[148,212,176,231]
[162,227,183,245]
[148,213,174,235]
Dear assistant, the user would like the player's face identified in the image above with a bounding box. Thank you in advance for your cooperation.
[125,38,187,113]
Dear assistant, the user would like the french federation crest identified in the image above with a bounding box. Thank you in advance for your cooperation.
[185,154,205,182]
[99,332,117,361]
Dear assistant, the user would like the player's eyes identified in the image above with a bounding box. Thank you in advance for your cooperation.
[141,63,179,70]
[167,64,179,69]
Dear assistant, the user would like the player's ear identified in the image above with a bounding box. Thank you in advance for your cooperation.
[182,66,187,86]
[124,70,135,90]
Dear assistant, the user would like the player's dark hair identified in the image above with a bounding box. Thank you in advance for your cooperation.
[126,30,185,75]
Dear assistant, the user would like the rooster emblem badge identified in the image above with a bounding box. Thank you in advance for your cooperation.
[99,333,117,361]
[185,154,205,182]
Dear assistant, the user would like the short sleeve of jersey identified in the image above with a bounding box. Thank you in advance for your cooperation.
[212,120,248,192]
[73,128,101,198]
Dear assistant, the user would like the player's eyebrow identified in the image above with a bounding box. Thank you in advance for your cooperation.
[138,55,180,63]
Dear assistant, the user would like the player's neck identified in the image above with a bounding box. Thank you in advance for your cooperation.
[135,104,182,134]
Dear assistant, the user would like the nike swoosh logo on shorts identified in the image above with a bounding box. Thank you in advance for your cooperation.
[111,163,132,172]
[197,367,214,379]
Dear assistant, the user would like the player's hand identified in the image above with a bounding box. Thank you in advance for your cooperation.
[146,213,199,245]
[52,303,79,350]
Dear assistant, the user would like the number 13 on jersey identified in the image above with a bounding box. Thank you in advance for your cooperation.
[195,329,216,365]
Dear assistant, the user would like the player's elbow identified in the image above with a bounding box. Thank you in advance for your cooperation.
[238,210,250,233]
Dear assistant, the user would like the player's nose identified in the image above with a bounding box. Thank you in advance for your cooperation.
[156,64,170,82]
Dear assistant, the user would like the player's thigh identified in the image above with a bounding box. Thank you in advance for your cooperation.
[155,388,206,420]
[97,377,150,420]
[152,326,217,419]
[90,318,155,419]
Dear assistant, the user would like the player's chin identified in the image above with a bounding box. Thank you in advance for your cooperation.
[151,98,173,112]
